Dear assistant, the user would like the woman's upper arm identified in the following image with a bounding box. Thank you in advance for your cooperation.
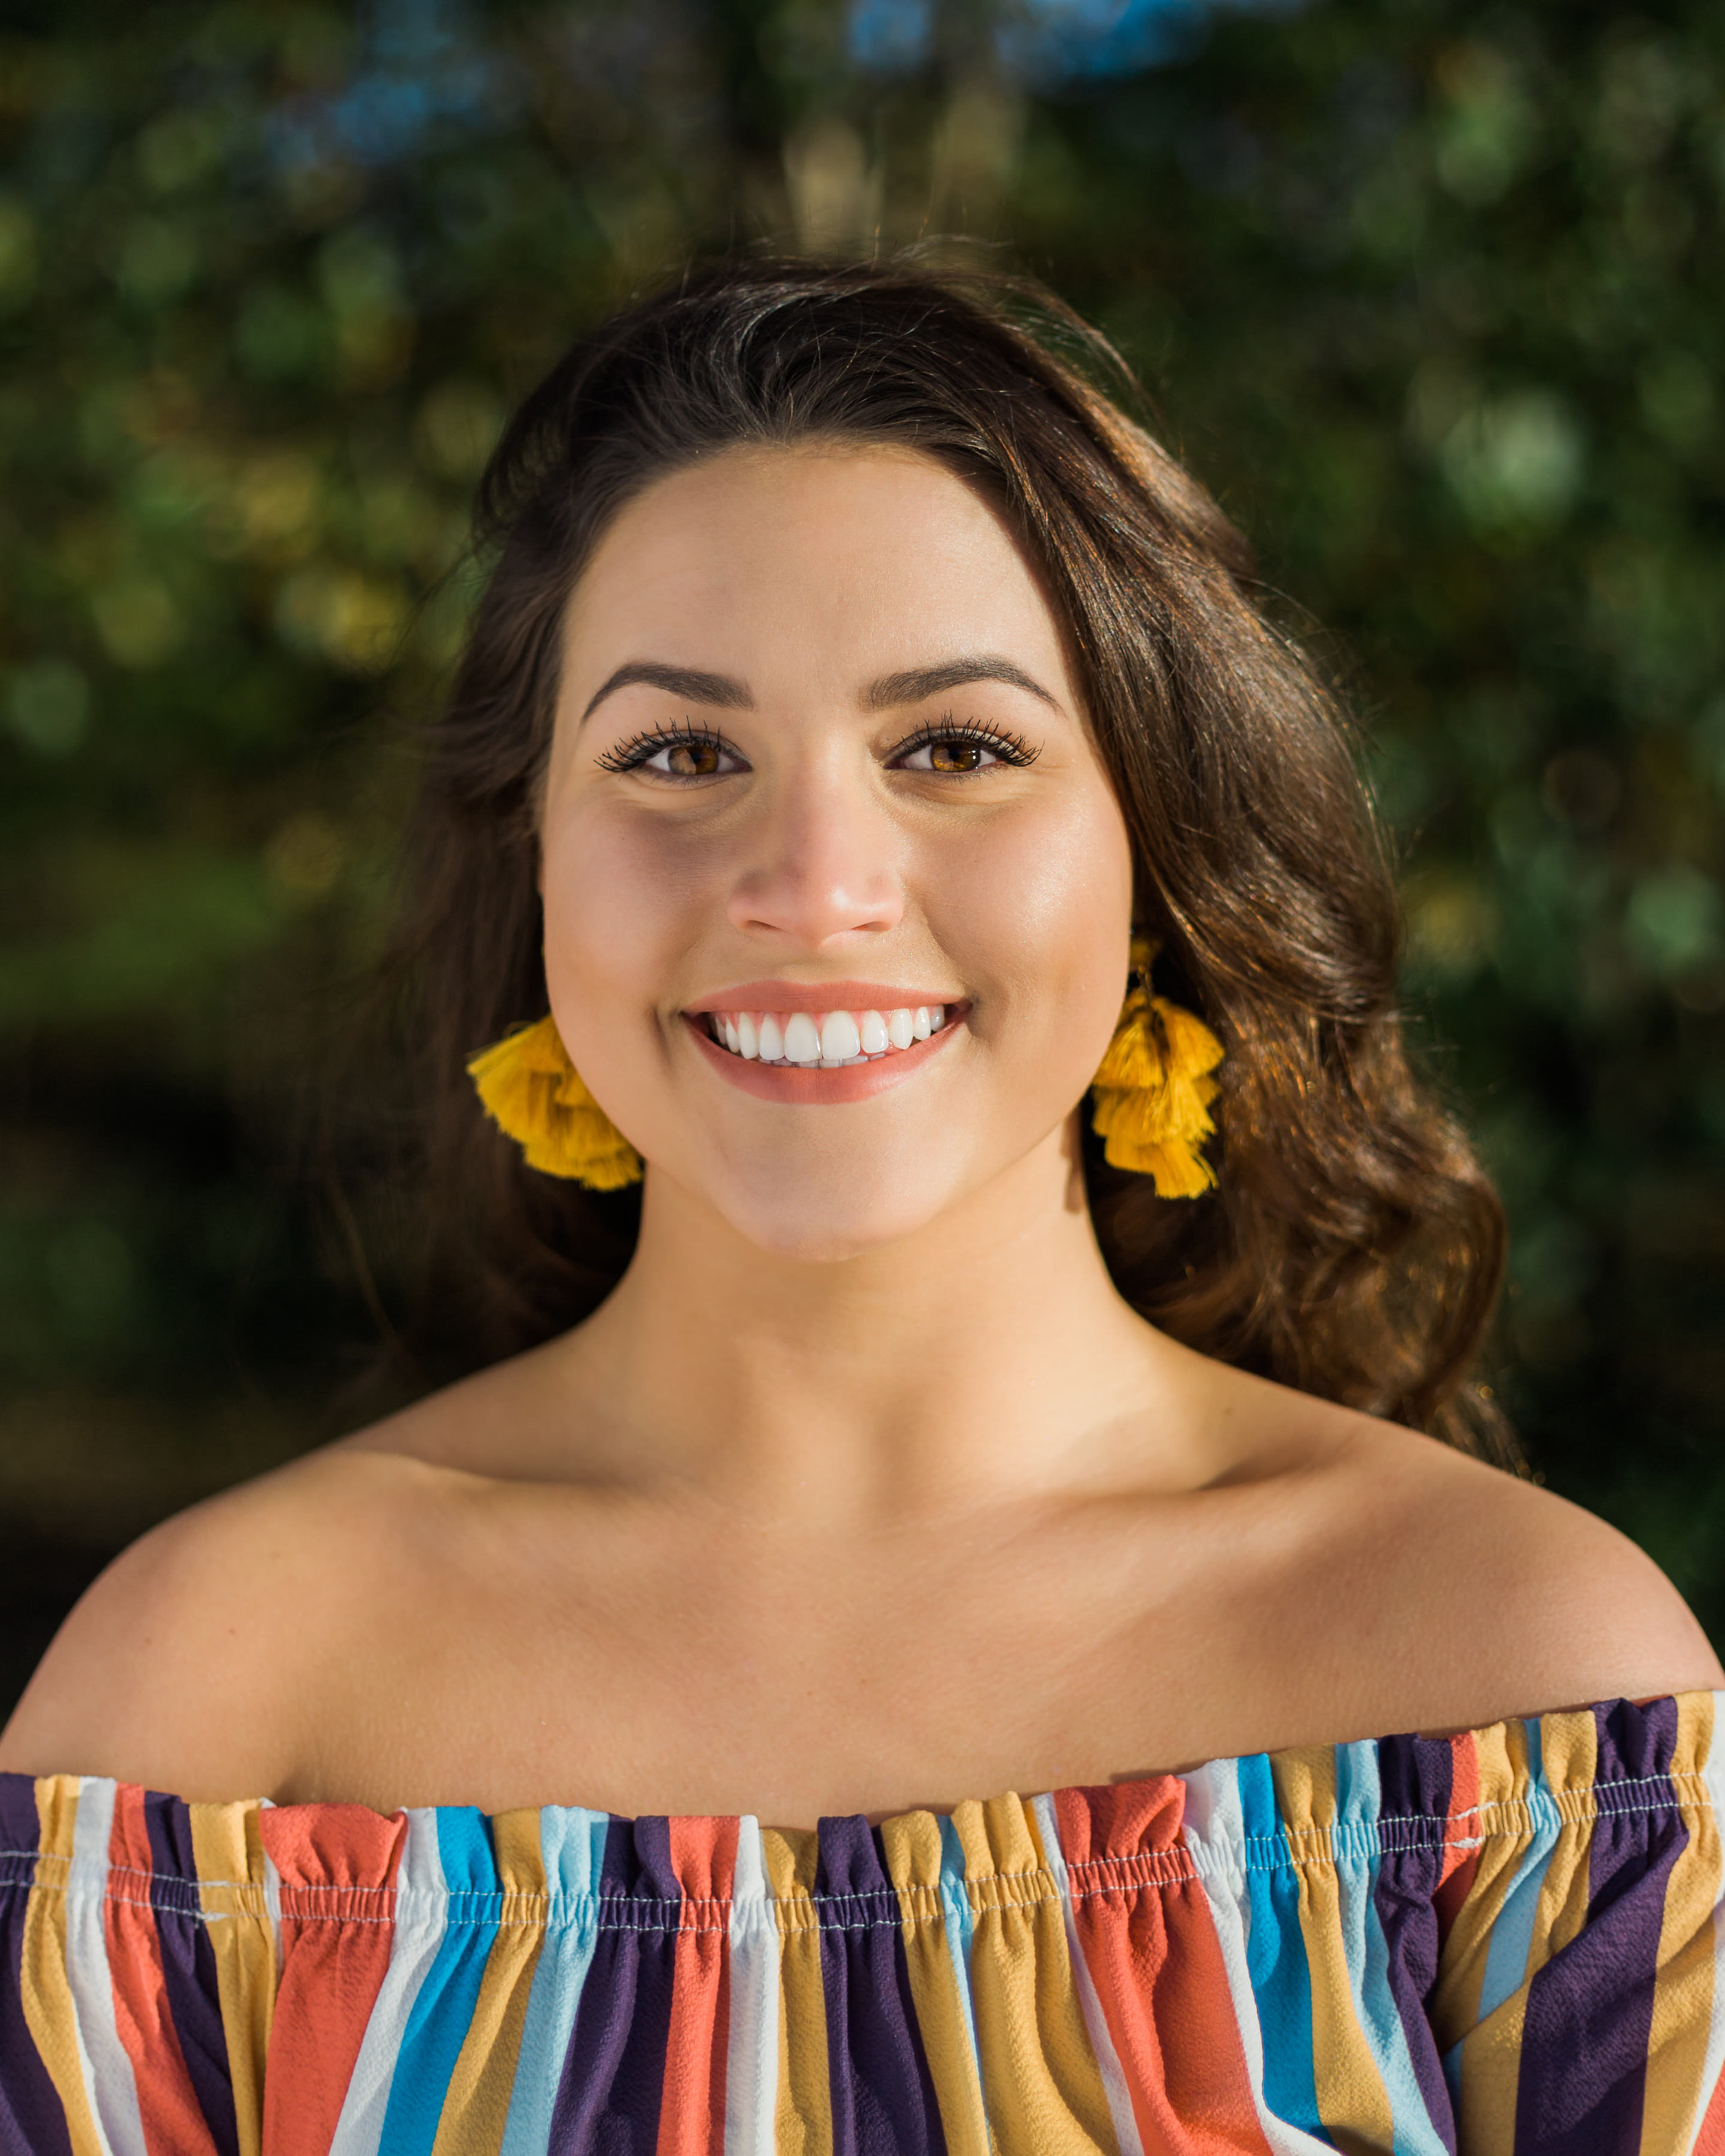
[1392,1448,1725,1714]
[0,1470,343,1799]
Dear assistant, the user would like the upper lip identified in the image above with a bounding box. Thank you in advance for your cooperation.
[683,980,963,1014]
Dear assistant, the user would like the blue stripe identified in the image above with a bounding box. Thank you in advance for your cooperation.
[1238,1750,1330,2142]
[375,1808,502,2156]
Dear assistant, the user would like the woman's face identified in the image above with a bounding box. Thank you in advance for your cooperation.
[540,442,1135,1258]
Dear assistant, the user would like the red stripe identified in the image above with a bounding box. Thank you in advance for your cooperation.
[1693,2055,1725,2155]
[103,1783,218,2156]
[259,1803,408,2156]
[656,1816,739,2156]
[1433,1734,1482,1940]
[1055,1783,1275,2155]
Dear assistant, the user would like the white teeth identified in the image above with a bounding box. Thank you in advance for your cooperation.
[706,1003,956,1064]
[782,1011,822,1064]
[820,1010,862,1061]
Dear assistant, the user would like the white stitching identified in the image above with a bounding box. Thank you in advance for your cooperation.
[1,1779,1717,1936]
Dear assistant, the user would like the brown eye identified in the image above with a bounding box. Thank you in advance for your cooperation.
[599,729,745,779]
[894,724,1032,775]
[666,740,722,778]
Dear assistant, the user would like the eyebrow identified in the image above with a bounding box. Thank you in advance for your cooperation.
[864,657,1060,711]
[578,652,1061,726]
[580,662,754,724]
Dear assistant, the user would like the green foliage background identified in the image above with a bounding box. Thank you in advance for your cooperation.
[2,0,1722,1705]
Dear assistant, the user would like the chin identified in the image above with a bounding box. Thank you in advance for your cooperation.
[707,1157,965,1265]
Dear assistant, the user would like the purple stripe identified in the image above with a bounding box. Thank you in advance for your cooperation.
[1372,1733,1457,2153]
[141,1792,239,2156]
[547,1814,673,2154]
[1515,1698,1684,2156]
[816,1817,944,2156]
[0,1775,75,2156]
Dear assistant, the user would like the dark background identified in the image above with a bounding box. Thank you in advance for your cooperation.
[2,0,1722,1713]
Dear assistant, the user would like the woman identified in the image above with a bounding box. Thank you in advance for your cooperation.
[2,259,1720,2153]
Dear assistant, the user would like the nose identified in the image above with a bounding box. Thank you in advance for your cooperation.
[726,758,904,949]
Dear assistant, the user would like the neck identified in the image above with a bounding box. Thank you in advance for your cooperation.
[553,1120,1206,1524]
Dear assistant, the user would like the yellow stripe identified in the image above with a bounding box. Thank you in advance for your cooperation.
[1441,1719,1535,2156]
[1270,1748,1396,2152]
[878,1810,989,2156]
[19,1777,105,2156]
[1640,1694,1720,2156]
[1526,1708,1598,1978]
[431,1807,549,2156]
[765,1827,833,2156]
[1449,1708,1599,2156]
[190,1799,275,2156]
[954,1794,1116,2156]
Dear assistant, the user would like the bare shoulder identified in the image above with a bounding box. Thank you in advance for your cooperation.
[1312,1416,1724,1732]
[0,1436,458,1801]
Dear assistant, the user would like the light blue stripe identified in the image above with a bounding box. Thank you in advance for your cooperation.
[1238,1750,1330,2142]
[937,1814,983,2074]
[1441,2040,1463,2111]
[499,1808,610,2156]
[375,1808,503,2156]
[1334,1741,1450,2154]
[1475,1720,1558,2026]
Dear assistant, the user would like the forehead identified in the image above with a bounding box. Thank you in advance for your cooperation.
[561,442,1070,693]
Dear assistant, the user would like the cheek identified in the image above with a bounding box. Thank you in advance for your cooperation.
[539,809,702,1048]
[927,783,1135,1082]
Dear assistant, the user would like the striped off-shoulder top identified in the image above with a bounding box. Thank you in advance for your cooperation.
[3,1692,1725,2155]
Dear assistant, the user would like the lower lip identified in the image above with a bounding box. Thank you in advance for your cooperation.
[684,1011,965,1102]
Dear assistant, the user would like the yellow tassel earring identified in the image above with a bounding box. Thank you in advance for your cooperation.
[1089,936,1224,1198]
[466,1015,642,1190]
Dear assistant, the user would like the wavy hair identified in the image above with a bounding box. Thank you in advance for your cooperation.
[384,257,1512,1461]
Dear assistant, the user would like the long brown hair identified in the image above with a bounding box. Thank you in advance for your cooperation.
[386,257,1512,1461]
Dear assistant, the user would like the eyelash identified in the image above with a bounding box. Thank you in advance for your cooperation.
[593,720,727,774]
[593,714,1041,777]
[893,715,1041,770]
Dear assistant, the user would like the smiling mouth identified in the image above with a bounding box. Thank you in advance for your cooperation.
[703,1003,949,1069]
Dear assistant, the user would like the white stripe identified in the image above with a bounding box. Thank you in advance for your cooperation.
[1179,1761,1332,2155]
[256,1798,284,1984]
[1033,1792,1143,2156]
[326,1808,448,2156]
[34,1782,112,2156]
[1679,1695,1725,2155]
[724,1817,781,2156]
[61,1779,147,2156]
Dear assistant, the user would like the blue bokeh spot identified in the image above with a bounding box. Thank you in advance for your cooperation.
[848,0,935,72]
